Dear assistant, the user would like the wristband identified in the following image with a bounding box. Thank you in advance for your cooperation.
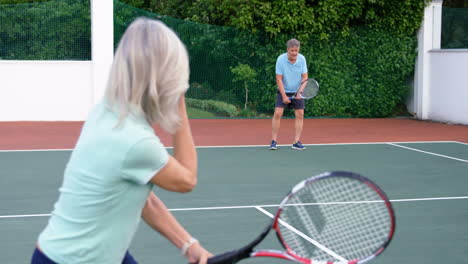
[181,237,198,255]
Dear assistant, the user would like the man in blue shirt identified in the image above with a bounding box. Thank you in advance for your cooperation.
[270,39,308,150]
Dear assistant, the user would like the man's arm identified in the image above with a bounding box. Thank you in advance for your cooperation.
[297,73,309,96]
[276,74,290,104]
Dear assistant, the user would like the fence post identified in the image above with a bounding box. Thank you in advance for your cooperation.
[412,0,443,120]
[432,0,443,49]
[91,0,114,104]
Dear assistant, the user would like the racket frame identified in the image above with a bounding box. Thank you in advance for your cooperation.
[269,171,396,264]
[204,171,395,264]
[289,78,319,100]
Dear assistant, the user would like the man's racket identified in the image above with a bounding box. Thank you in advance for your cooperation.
[199,171,395,264]
[289,78,319,100]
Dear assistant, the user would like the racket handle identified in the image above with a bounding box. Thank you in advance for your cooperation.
[189,248,248,264]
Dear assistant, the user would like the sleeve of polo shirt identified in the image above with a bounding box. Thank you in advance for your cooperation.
[302,56,308,74]
[121,137,169,185]
[275,56,283,75]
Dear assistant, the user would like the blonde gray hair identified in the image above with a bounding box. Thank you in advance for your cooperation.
[105,17,189,133]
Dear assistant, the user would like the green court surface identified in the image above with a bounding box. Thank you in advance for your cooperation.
[1,141,467,263]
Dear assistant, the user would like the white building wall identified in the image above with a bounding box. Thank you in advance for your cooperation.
[0,61,93,121]
[428,50,468,124]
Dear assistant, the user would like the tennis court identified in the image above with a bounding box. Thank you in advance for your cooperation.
[1,119,467,263]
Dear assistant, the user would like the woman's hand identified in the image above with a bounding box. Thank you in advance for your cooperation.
[185,242,213,264]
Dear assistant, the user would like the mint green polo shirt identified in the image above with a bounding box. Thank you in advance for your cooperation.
[38,101,169,263]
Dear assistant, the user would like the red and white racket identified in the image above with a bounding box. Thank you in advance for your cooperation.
[198,171,395,264]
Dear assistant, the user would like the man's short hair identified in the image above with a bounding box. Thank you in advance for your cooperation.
[287,39,300,49]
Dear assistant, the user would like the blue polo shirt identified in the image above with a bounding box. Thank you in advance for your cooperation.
[275,53,308,93]
[38,101,169,264]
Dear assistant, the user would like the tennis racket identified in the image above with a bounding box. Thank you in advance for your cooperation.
[198,171,395,264]
[289,78,319,100]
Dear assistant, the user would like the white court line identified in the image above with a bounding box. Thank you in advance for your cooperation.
[0,140,462,152]
[2,196,467,219]
[0,149,72,152]
[387,143,468,163]
[191,141,458,149]
[455,141,468,146]
[255,206,347,262]
[0,213,51,218]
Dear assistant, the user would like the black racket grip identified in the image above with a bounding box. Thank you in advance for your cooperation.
[189,248,249,264]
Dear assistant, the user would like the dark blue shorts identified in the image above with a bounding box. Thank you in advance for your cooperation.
[31,248,138,264]
[275,92,305,109]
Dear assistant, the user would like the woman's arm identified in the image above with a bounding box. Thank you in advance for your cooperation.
[142,192,212,263]
[150,96,197,193]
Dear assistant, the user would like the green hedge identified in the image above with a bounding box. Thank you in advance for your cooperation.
[304,27,417,117]
[185,98,238,117]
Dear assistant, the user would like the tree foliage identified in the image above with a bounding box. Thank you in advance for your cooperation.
[444,0,468,8]
[231,63,257,110]
[0,0,51,3]
[121,0,426,40]
[0,0,91,60]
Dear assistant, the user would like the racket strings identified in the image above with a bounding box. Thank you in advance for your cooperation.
[312,180,390,259]
[324,182,389,255]
[281,195,323,257]
[294,180,388,259]
[300,81,319,99]
[279,177,391,262]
